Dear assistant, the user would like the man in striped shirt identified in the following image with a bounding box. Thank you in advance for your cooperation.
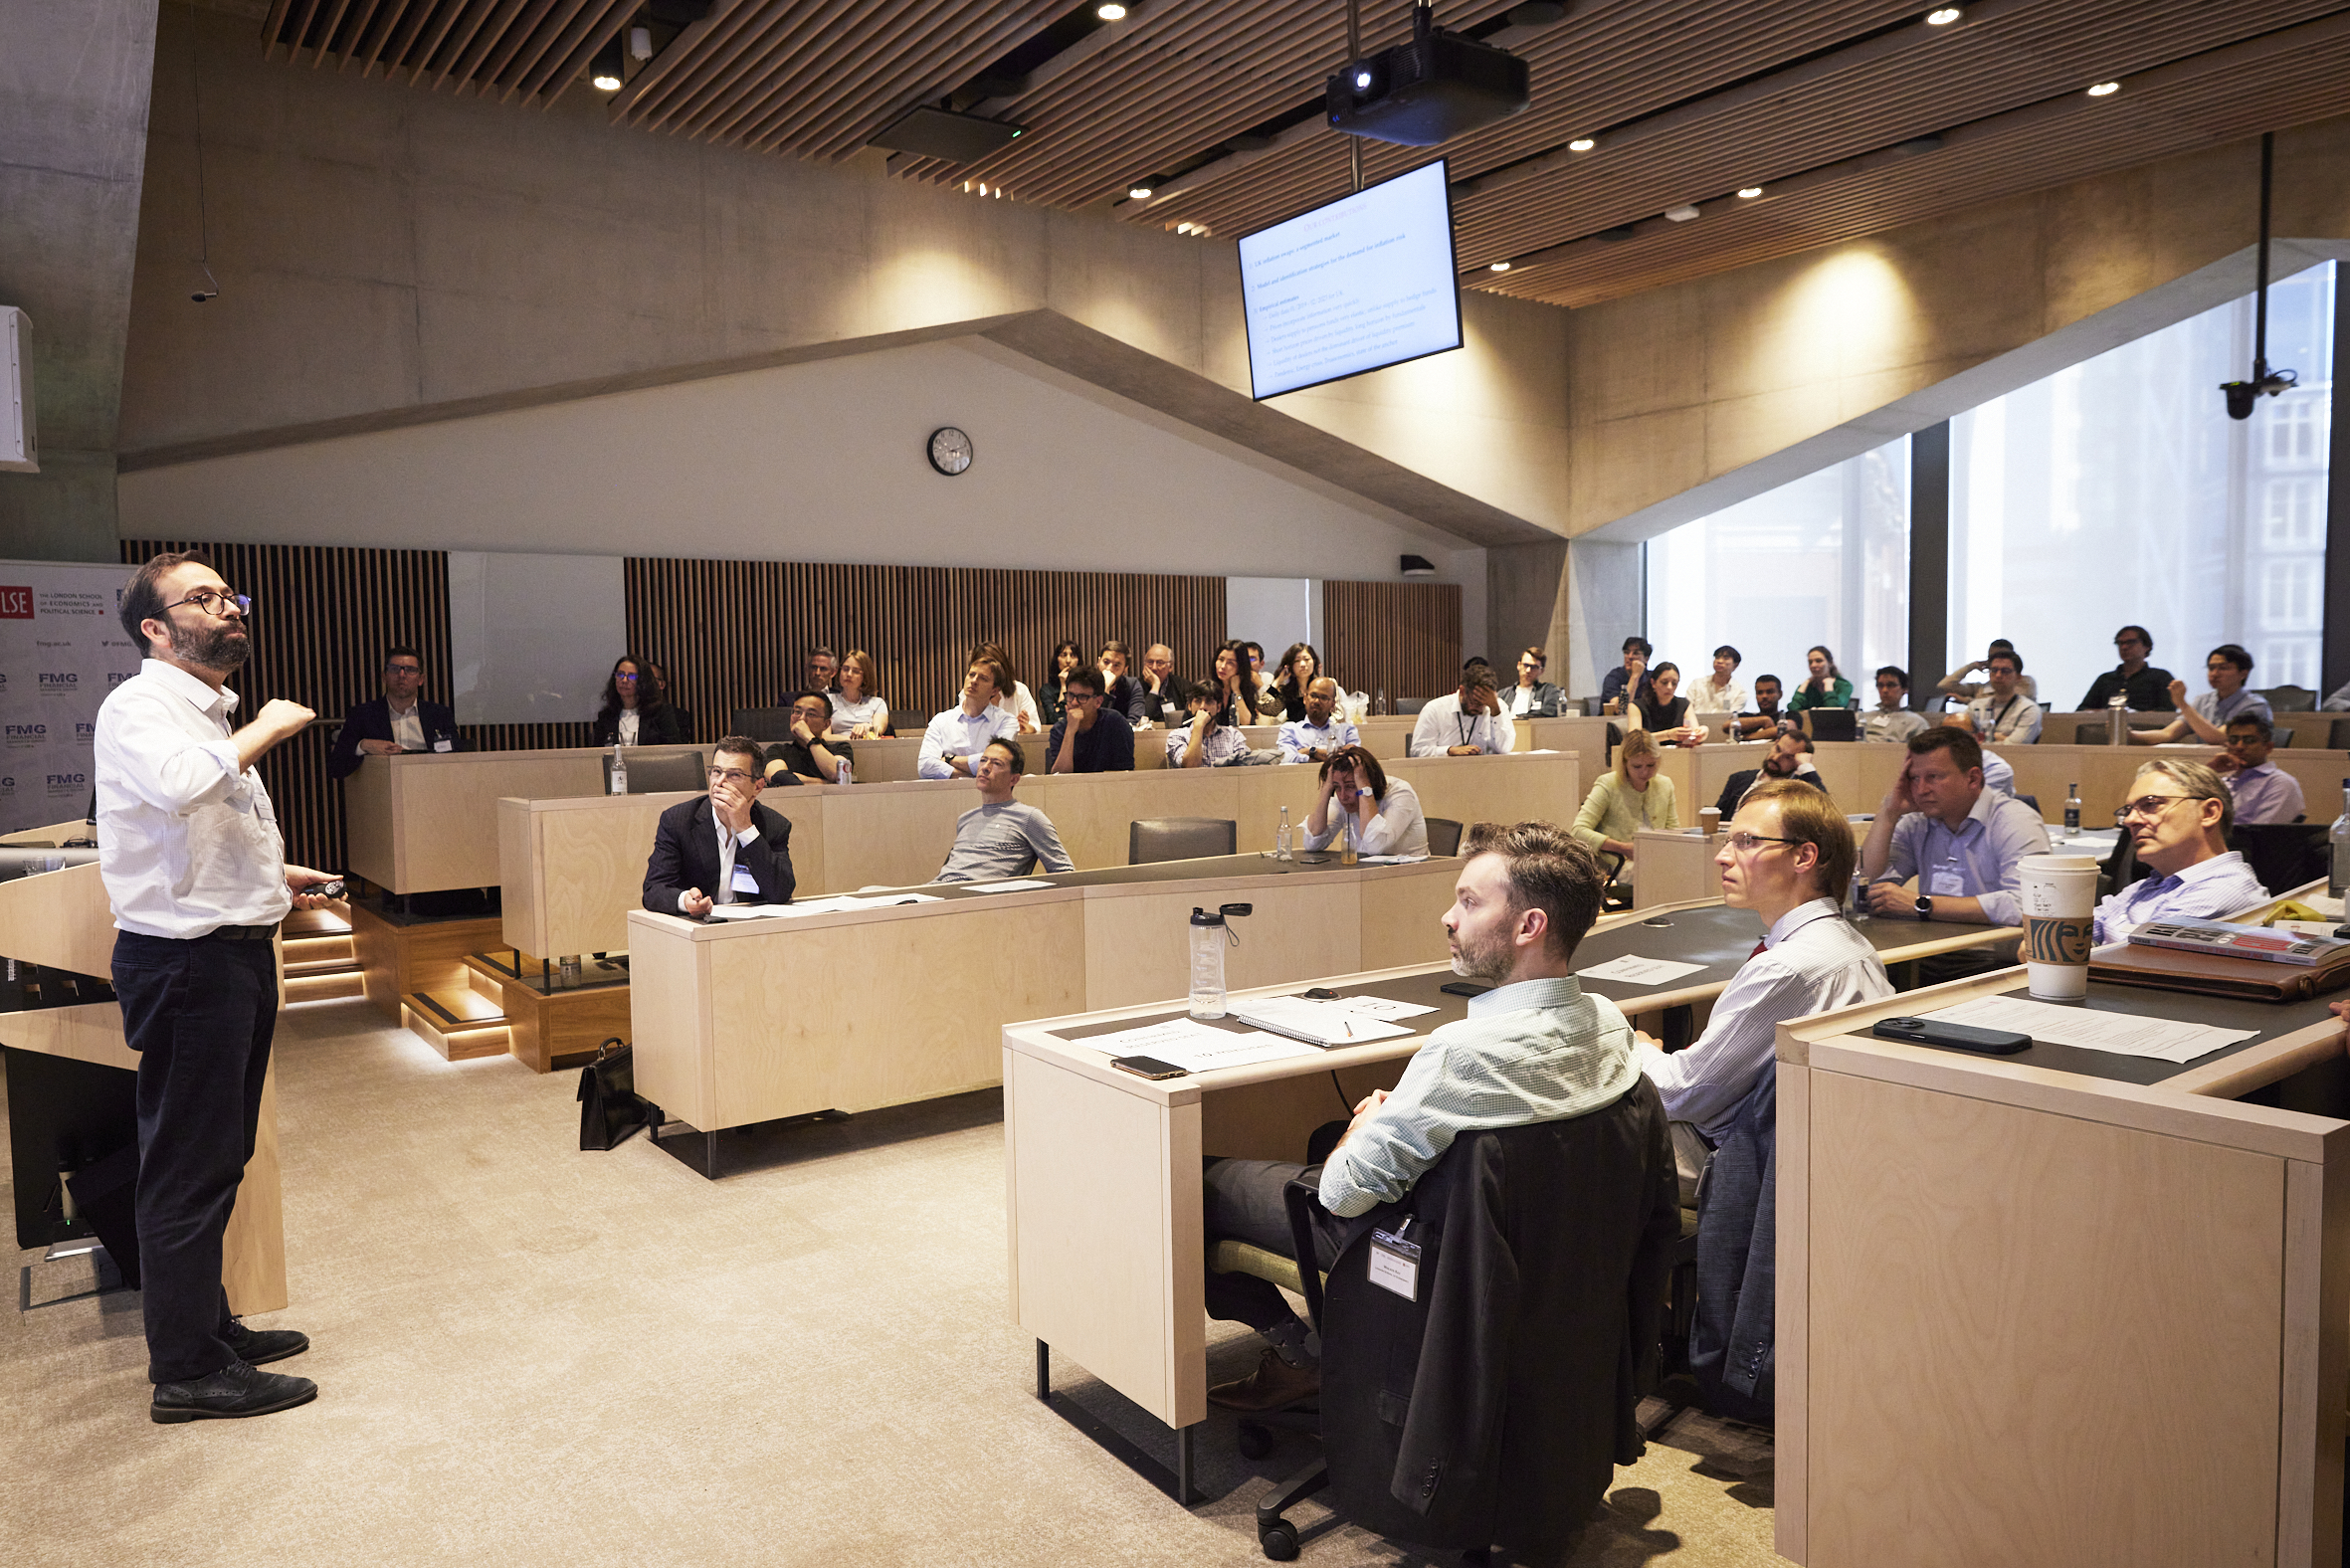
[1637,780,1892,1202]
[1200,823,1642,1412]
[2093,760,2268,945]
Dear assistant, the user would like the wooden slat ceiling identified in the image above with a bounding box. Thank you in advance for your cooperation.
[253,0,2350,309]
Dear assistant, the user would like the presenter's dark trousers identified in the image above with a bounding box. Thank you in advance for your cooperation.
[111,928,279,1384]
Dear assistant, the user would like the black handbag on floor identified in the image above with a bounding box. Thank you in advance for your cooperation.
[577,1038,649,1151]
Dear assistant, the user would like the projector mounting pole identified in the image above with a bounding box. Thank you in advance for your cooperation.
[1346,0,1364,191]
[2253,130,2273,386]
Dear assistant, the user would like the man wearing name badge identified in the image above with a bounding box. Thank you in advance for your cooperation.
[1198,822,1644,1411]
[1860,666,1927,744]
[1410,661,1514,757]
[1713,732,1821,820]
[1046,668,1134,773]
[98,550,342,1423]
[934,738,1074,882]
[2092,760,2268,944]
[1637,780,1890,1203]
[1956,650,2043,744]
[327,645,462,779]
[1860,729,2050,976]
[1278,676,1358,764]
[918,659,1018,779]
[643,736,796,916]
[2210,714,2306,825]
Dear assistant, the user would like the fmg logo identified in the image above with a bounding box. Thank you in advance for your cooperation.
[74,722,97,741]
[106,670,132,686]
[47,773,87,787]
[39,673,77,689]
[5,723,46,737]
[0,585,31,619]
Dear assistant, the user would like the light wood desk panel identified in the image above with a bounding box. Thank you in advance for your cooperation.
[0,861,115,978]
[1633,829,1727,910]
[1080,879,1362,1011]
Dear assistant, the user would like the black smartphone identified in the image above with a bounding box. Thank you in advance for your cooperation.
[1440,980,1491,998]
[1871,1016,2032,1056]
[1111,1055,1190,1080]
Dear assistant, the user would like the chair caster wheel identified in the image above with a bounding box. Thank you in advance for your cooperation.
[1260,1519,1299,1561]
[1237,1420,1273,1460]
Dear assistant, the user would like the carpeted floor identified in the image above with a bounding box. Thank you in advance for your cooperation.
[3,998,1785,1567]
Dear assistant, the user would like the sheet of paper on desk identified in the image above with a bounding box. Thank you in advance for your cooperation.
[1334,996,1440,1020]
[1234,996,1415,1046]
[1356,854,1429,865]
[1087,1017,1322,1073]
[1925,996,2257,1063]
[962,879,1054,892]
[1576,955,1709,985]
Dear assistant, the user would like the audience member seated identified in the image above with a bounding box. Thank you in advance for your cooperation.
[2211,713,2305,824]
[826,649,889,738]
[772,691,851,784]
[803,646,840,695]
[1957,649,2043,743]
[1714,732,1820,819]
[1573,728,1678,873]
[1631,661,1705,744]
[1199,824,1638,1411]
[977,642,1041,734]
[1168,679,1251,768]
[1035,640,1085,728]
[642,736,794,915]
[1243,641,1283,717]
[1637,780,1890,1201]
[1208,641,1257,728]
[1980,747,2017,797]
[1504,644,1562,718]
[592,654,683,746]
[1278,677,1358,763]
[1046,669,1134,773]
[328,644,462,780]
[1303,744,1427,858]
[2093,760,2267,943]
[1937,638,2037,704]
[1411,661,1514,756]
[918,659,1018,779]
[934,738,1074,882]
[1129,643,1184,727]
[2133,643,2271,745]
[1860,666,1927,744]
[1786,645,1854,715]
[1688,645,1748,717]
[2079,625,2176,711]
[1599,636,1654,714]
[1735,674,1789,738]
[1094,640,1140,721]
[646,661,691,740]
[1268,642,1325,722]
[1860,728,2050,934]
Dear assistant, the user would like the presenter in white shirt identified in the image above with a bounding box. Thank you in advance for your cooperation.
[97,552,338,1424]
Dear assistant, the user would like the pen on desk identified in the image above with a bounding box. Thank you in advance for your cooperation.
[1342,1019,1354,1039]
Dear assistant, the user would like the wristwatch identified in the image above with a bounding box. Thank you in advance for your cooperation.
[1914,894,1934,921]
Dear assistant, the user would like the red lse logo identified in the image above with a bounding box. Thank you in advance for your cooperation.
[0,587,31,619]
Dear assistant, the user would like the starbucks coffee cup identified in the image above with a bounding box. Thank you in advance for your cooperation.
[1698,806,1721,836]
[2019,854,2099,1000]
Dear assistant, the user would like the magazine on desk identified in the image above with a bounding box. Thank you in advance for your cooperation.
[2127,919,2349,967]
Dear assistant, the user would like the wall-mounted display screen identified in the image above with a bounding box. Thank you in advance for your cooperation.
[1237,159,1463,400]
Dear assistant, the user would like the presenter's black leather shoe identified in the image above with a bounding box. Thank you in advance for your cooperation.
[151,1358,318,1424]
[1207,1348,1320,1412]
[222,1317,309,1366]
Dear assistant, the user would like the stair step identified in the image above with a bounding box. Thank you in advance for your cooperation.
[406,988,505,1028]
[399,989,509,1063]
[284,904,352,937]
[285,971,366,1002]
[284,955,361,978]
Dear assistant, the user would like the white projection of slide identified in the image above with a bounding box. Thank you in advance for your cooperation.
[1238,160,1462,400]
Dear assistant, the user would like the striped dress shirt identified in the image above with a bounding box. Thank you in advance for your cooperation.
[1318,975,1641,1218]
[2226,762,2305,826]
[2092,851,2269,945]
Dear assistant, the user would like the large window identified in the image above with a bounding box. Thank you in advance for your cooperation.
[1645,438,1910,701]
[1949,262,2335,703]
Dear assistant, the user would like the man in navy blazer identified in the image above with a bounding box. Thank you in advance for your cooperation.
[642,736,795,916]
[328,646,464,780]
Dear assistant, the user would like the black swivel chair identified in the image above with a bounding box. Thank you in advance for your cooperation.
[1128,817,1237,865]
[622,750,705,794]
[728,707,798,742]
[2230,822,2329,894]
[1424,818,1464,857]
[1395,697,1427,716]
[2262,684,2318,712]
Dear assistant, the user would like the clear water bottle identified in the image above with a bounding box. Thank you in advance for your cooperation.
[2331,780,2350,900]
[1851,870,1870,922]
[1338,809,1357,866]
[1374,686,1387,716]
[607,742,628,796]
[1275,804,1292,861]
[1187,904,1251,1019]
[2063,783,2081,834]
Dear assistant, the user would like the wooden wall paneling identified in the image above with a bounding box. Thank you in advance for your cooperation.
[1322,579,1462,706]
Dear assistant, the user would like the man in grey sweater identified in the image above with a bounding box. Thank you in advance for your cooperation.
[933,738,1075,883]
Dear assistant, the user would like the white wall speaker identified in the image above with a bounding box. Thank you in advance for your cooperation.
[0,307,35,474]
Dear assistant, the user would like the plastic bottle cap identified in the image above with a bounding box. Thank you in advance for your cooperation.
[1191,906,1223,926]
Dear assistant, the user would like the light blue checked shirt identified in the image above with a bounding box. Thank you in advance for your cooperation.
[1319,975,1641,1218]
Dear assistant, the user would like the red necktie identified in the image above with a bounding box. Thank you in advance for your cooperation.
[1750,940,1767,958]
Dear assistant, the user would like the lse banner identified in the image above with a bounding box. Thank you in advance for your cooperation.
[0,559,138,836]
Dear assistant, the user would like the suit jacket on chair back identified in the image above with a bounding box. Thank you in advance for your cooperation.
[1316,1078,1678,1555]
[641,796,795,913]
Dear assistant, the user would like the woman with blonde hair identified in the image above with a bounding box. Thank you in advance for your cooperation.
[1572,728,1679,871]
[826,651,890,738]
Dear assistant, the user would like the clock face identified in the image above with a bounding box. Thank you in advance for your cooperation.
[927,426,974,476]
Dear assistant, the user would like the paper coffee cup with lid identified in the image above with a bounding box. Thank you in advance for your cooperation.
[2019,854,2099,1000]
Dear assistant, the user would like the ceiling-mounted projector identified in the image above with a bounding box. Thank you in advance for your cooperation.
[1326,3,1530,147]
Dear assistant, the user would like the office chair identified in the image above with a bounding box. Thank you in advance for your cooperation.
[1424,818,1464,857]
[1128,817,1237,865]
[1579,695,1606,717]
[2014,794,2039,817]
[1394,697,1427,715]
[2330,717,2350,751]
[728,707,798,742]
[2230,822,2329,894]
[2273,725,2299,747]
[2097,829,2138,898]
[622,750,705,794]
[2261,684,2317,712]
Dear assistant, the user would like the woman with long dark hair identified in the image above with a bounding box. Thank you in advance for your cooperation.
[592,653,682,746]
[1787,645,1854,714]
[1270,642,1324,722]
[1036,640,1085,728]
[1210,640,1254,729]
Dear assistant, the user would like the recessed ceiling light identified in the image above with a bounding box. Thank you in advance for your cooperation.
[1489,261,1511,272]
[1127,180,1155,200]
[2086,80,2120,97]
[1095,1,1127,18]
[1568,136,1596,152]
[1925,6,1962,24]
[591,69,622,92]
[1664,203,1700,223]
[1736,186,1763,199]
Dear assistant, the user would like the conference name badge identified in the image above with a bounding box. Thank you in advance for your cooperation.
[730,864,761,895]
[1368,1228,1421,1301]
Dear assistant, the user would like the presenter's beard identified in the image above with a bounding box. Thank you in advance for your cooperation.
[1448,925,1508,983]
[168,618,250,674]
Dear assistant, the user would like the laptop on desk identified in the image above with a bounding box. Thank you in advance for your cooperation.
[1804,708,1858,742]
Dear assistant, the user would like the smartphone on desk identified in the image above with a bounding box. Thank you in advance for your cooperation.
[1111,1055,1190,1080]
[1871,1016,2031,1056]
